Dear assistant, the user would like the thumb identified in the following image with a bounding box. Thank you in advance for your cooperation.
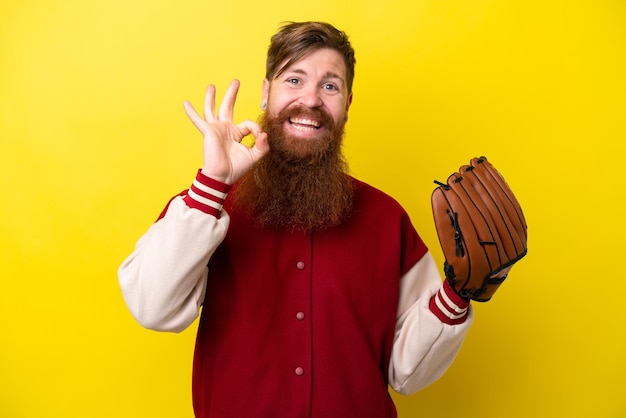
[251,131,269,159]
[237,120,269,160]
[252,132,270,154]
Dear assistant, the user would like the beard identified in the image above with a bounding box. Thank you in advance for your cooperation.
[232,105,354,231]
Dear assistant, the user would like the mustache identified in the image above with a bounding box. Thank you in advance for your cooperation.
[277,104,335,127]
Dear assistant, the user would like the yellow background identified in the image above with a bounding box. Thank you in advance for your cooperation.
[1,0,625,417]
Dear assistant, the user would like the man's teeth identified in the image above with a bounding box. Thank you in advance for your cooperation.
[290,118,321,130]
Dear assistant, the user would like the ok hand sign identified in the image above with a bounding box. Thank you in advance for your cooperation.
[183,80,269,185]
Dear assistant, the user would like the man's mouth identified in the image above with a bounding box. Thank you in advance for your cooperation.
[289,117,321,132]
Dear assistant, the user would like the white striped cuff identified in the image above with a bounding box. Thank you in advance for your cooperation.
[183,170,231,217]
[429,280,470,325]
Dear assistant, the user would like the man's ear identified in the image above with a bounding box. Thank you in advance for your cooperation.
[344,92,353,121]
[261,79,270,110]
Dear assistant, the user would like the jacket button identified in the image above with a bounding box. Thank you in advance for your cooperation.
[295,367,304,376]
[296,261,305,270]
[296,312,305,320]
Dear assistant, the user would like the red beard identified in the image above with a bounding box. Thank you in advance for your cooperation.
[232,105,354,231]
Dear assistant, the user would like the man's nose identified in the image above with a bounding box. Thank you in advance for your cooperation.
[298,86,323,108]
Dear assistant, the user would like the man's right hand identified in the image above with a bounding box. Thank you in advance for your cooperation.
[183,79,269,185]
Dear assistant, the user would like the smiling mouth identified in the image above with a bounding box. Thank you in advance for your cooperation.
[289,117,321,131]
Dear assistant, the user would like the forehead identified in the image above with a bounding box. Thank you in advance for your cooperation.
[279,48,347,79]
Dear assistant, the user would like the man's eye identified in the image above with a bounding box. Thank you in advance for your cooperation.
[323,84,339,92]
[287,78,300,85]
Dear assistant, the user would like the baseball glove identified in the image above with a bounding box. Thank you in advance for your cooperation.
[431,156,527,302]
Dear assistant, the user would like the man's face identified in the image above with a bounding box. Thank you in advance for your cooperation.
[261,48,353,157]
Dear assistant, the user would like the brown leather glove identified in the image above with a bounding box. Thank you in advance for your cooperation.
[431,156,528,302]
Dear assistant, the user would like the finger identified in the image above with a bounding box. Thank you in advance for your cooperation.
[183,100,207,133]
[218,79,240,121]
[235,120,263,141]
[251,132,270,156]
[203,84,217,122]
[237,120,269,156]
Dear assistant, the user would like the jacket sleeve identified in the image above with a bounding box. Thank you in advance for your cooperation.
[118,171,231,333]
[388,251,473,394]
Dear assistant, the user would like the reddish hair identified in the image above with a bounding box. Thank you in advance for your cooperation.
[265,21,356,93]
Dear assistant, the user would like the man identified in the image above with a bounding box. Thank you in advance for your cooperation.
[119,21,472,418]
